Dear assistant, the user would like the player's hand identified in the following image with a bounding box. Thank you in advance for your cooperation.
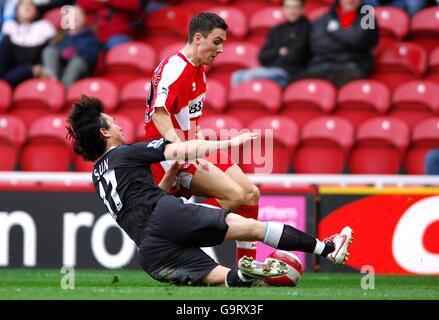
[187,158,210,171]
[230,132,261,147]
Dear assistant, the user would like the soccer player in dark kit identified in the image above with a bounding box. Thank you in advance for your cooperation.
[66,95,353,287]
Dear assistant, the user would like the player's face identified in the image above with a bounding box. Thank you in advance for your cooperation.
[339,0,361,12]
[101,114,126,145]
[197,28,227,65]
[284,0,304,23]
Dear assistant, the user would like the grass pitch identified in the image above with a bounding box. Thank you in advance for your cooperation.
[0,269,438,300]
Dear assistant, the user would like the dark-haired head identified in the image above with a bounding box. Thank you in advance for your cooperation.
[188,12,228,44]
[66,95,109,162]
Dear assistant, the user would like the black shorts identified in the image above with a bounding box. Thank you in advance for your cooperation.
[138,194,229,285]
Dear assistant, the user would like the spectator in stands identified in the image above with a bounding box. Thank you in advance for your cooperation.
[42,5,99,87]
[77,0,143,51]
[231,0,310,89]
[295,0,378,88]
[425,148,439,175]
[361,0,430,17]
[0,0,19,42]
[0,0,56,87]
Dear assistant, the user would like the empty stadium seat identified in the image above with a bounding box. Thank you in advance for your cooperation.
[370,42,427,92]
[199,114,244,165]
[207,6,248,40]
[281,79,336,128]
[0,115,26,170]
[426,47,439,84]
[42,7,63,30]
[349,117,409,174]
[204,79,228,115]
[242,116,299,174]
[20,115,72,171]
[11,79,66,126]
[142,7,192,48]
[158,41,186,63]
[117,79,150,127]
[410,6,439,55]
[102,42,157,89]
[305,5,330,22]
[247,6,285,46]
[405,118,439,175]
[389,80,439,129]
[207,41,260,89]
[0,80,12,113]
[67,78,119,113]
[199,114,244,139]
[226,0,274,19]
[293,116,354,173]
[374,7,409,52]
[335,80,391,128]
[227,79,282,126]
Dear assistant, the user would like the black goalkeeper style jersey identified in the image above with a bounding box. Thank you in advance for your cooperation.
[92,138,170,243]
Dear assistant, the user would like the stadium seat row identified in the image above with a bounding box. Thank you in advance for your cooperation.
[1,113,438,175]
[2,76,439,131]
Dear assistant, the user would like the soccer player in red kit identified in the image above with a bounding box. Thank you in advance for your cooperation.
[144,12,260,264]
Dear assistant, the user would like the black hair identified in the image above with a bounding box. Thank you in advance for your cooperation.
[66,95,109,162]
[188,12,228,43]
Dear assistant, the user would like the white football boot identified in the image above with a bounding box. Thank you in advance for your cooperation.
[238,256,289,278]
[325,226,354,264]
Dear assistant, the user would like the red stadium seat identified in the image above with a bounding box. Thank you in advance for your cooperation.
[227,0,274,19]
[389,80,439,129]
[158,41,186,63]
[207,6,248,40]
[207,41,260,89]
[42,7,63,30]
[117,79,150,128]
[73,115,135,172]
[204,79,228,115]
[405,118,439,175]
[349,117,410,174]
[247,6,285,46]
[0,115,26,170]
[227,79,282,126]
[199,114,244,139]
[199,115,244,165]
[0,80,12,113]
[175,0,219,15]
[67,78,119,113]
[293,116,354,173]
[335,80,391,128]
[370,42,427,92]
[281,79,337,128]
[243,116,299,174]
[410,6,439,55]
[102,42,156,89]
[426,47,439,84]
[374,7,409,52]
[20,115,72,171]
[142,7,192,48]
[306,6,330,22]
[11,79,66,126]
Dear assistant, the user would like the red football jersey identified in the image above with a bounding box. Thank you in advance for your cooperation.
[145,51,207,141]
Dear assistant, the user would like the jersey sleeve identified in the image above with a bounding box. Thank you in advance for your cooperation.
[148,55,187,117]
[120,139,171,165]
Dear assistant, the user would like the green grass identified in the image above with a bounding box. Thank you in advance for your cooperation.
[0,269,438,300]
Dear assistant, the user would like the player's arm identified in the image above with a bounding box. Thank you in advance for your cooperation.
[163,132,260,162]
[151,108,182,143]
